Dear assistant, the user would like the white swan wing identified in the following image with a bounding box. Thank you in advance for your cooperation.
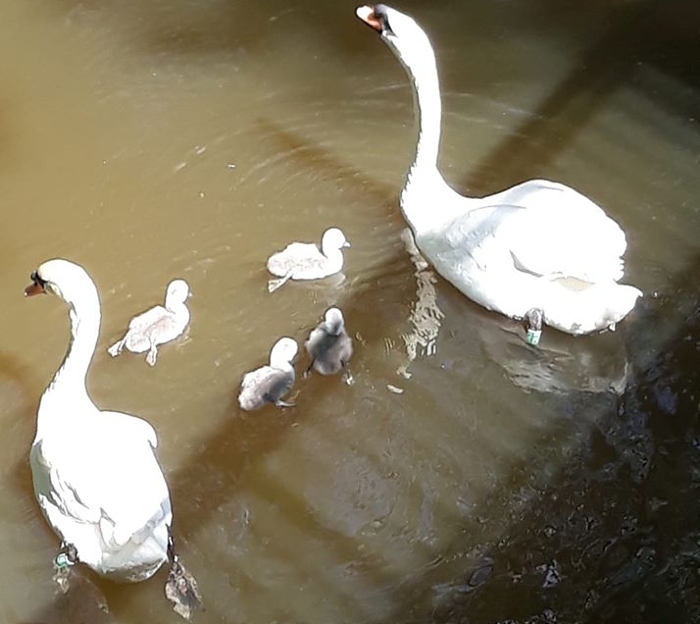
[31,441,101,525]
[33,414,169,550]
[484,180,628,282]
[442,183,628,284]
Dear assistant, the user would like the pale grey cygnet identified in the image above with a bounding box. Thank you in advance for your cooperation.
[266,227,350,293]
[107,279,191,366]
[238,337,298,411]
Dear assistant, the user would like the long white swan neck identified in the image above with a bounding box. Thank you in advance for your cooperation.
[45,289,101,403]
[391,32,465,233]
[404,49,442,174]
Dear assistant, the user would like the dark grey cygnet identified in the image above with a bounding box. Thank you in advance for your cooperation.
[305,307,353,376]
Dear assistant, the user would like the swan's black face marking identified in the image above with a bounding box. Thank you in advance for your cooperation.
[374,4,395,35]
[31,271,47,288]
[25,270,48,296]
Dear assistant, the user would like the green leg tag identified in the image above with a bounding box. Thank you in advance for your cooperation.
[526,328,542,346]
[55,552,73,568]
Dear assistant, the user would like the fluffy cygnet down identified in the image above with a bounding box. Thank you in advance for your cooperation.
[238,337,298,411]
[266,227,350,293]
[305,307,353,377]
[108,279,191,366]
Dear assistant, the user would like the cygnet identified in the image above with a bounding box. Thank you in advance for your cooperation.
[238,337,298,411]
[107,279,191,366]
[305,307,353,377]
[267,227,350,293]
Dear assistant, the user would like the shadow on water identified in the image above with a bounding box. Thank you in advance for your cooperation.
[392,252,700,624]
[254,118,399,221]
[463,0,700,195]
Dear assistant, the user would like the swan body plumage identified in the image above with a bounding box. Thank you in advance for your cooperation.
[108,279,191,366]
[356,4,641,336]
[238,337,298,411]
[25,259,172,582]
[266,227,350,293]
[305,307,353,376]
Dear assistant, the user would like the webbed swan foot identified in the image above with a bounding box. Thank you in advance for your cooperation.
[165,532,202,621]
[52,542,78,594]
[524,308,544,346]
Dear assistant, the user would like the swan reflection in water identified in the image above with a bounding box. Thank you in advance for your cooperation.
[398,229,630,397]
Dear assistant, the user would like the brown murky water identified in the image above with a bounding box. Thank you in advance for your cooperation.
[0,0,699,622]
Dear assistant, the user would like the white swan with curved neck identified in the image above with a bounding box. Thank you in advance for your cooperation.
[25,259,200,616]
[356,5,641,340]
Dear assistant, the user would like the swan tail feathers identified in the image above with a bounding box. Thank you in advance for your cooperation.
[599,283,643,331]
[542,282,642,335]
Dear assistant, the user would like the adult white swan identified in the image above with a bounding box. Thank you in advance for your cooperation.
[25,259,200,619]
[356,5,641,343]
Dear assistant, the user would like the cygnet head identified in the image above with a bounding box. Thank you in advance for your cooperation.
[165,279,190,307]
[321,228,350,253]
[356,5,435,73]
[323,307,346,336]
[269,337,298,368]
[24,258,95,305]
